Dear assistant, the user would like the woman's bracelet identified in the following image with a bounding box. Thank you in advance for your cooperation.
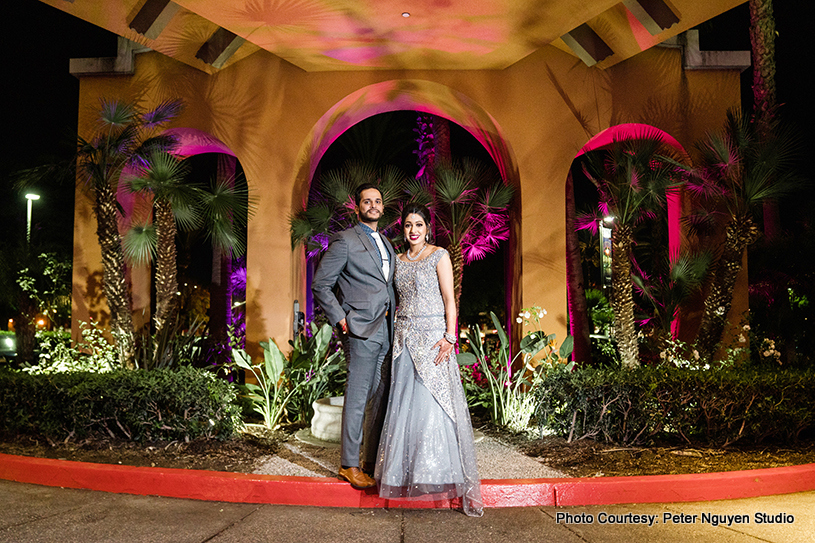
[444,332,457,344]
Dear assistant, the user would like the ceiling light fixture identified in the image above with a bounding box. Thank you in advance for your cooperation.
[402,12,410,18]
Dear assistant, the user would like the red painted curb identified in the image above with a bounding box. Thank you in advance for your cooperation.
[1,453,814,509]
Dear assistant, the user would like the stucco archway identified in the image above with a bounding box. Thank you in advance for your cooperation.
[566,123,689,363]
[118,127,245,342]
[289,80,521,329]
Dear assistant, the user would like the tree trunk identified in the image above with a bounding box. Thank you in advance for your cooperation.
[695,218,759,361]
[95,183,135,368]
[610,225,638,368]
[565,172,592,365]
[209,155,236,357]
[153,198,178,340]
[209,247,231,361]
[449,242,464,310]
[433,116,451,163]
[749,0,779,239]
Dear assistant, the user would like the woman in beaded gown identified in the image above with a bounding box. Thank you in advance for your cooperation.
[375,204,483,517]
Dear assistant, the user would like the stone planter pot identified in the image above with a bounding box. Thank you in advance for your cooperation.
[311,396,344,443]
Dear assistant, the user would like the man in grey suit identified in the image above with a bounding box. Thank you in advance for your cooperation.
[312,183,396,489]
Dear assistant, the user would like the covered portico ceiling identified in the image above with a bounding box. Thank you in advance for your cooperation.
[43,0,746,72]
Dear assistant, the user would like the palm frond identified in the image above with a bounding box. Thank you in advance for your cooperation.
[142,99,183,128]
[207,219,245,256]
[403,178,434,206]
[198,176,253,257]
[480,181,514,210]
[377,165,408,206]
[122,222,157,265]
[99,99,136,128]
[434,164,473,204]
[319,168,356,208]
[290,212,315,249]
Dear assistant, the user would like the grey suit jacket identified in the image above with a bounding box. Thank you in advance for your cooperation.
[312,223,396,340]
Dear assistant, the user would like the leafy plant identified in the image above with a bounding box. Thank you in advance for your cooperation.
[134,317,207,370]
[22,321,117,375]
[290,161,408,257]
[232,339,296,430]
[1,366,240,442]
[535,362,815,447]
[406,158,515,306]
[458,308,573,432]
[232,322,346,428]
[286,322,345,423]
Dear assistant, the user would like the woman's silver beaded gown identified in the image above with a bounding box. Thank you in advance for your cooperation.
[375,248,483,517]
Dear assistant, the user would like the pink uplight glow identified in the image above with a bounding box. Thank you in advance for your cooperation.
[625,7,656,52]
[164,128,237,158]
[307,80,516,184]
[324,45,397,63]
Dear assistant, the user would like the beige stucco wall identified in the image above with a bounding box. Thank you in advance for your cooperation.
[72,42,742,354]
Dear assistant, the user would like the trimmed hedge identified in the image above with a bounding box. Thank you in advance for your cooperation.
[0,366,240,442]
[536,364,815,446]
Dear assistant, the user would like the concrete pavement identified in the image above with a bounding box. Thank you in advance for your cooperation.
[1,480,813,542]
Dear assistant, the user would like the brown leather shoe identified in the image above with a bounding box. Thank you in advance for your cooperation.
[338,467,376,489]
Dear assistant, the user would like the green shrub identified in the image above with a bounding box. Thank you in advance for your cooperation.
[0,366,240,442]
[22,322,117,374]
[536,364,815,446]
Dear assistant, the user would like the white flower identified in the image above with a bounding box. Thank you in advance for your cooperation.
[538,311,545,319]
[518,312,524,317]
[542,309,548,315]
[524,311,531,319]
[738,334,746,343]
[516,317,523,324]
[659,351,667,359]
[743,324,751,331]
[693,350,700,360]
[763,351,771,357]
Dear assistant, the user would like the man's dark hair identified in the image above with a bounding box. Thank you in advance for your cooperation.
[354,183,382,205]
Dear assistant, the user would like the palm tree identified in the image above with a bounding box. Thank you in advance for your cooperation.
[566,170,592,365]
[290,161,408,254]
[749,0,780,238]
[123,152,252,348]
[686,111,796,361]
[122,151,194,340]
[77,99,182,368]
[577,135,682,368]
[632,251,711,350]
[406,158,514,307]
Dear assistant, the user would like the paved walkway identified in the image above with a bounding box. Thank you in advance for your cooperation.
[1,480,812,542]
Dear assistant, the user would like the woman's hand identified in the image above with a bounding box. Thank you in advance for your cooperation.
[433,338,455,365]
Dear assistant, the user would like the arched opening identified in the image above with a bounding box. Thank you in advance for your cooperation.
[307,111,507,330]
[565,123,686,365]
[121,127,249,357]
[169,128,248,354]
[290,81,520,336]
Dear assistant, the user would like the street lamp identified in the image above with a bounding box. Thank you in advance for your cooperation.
[25,193,40,244]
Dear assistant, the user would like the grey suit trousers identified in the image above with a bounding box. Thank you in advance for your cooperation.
[341,318,391,468]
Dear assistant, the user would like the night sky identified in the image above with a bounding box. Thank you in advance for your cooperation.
[3,0,117,250]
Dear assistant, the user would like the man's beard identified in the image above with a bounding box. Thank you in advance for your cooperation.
[359,210,381,224]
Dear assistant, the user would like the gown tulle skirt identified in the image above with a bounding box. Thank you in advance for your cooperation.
[375,346,483,516]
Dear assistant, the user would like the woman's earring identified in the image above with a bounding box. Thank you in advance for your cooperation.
[426,232,431,242]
